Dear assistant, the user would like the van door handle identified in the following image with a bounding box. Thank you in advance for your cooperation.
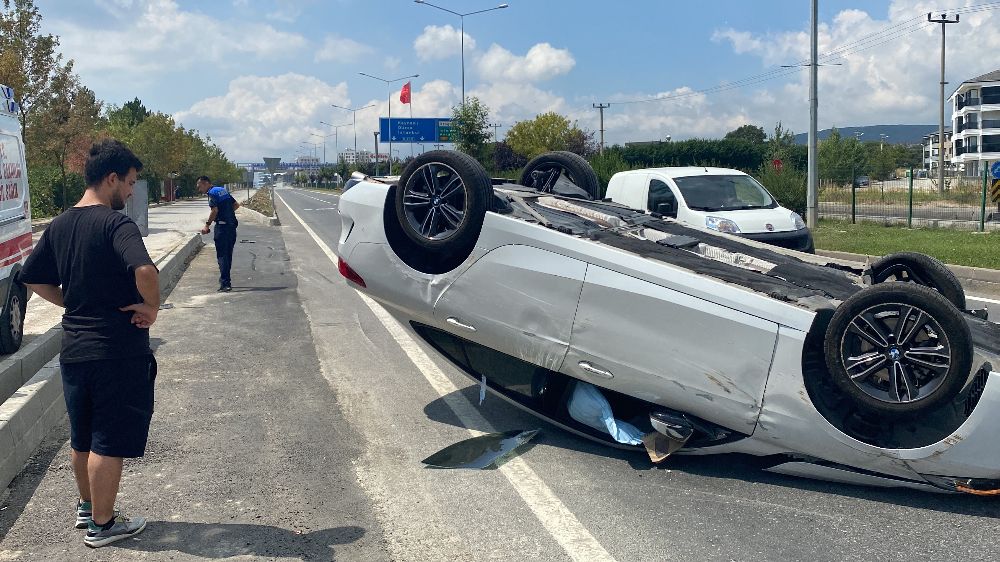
[578,361,614,379]
[446,317,477,332]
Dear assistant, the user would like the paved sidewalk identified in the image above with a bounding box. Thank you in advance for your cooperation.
[21,197,262,348]
[0,222,386,560]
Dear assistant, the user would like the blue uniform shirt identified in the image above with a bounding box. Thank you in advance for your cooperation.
[207,186,238,226]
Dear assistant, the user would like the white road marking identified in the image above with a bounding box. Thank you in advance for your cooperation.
[288,188,338,205]
[303,207,339,211]
[967,294,1000,306]
[277,191,616,562]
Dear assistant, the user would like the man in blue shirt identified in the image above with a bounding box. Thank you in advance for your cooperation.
[197,176,240,292]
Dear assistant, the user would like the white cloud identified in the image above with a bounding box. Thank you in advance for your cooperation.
[414,25,473,61]
[47,0,308,85]
[476,43,575,83]
[314,35,375,64]
[384,56,402,71]
[706,0,1000,133]
[173,73,353,161]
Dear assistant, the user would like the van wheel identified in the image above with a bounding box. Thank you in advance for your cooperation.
[869,252,965,310]
[520,151,601,200]
[0,283,26,354]
[823,283,972,419]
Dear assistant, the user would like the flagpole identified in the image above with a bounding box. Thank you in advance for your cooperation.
[409,87,414,159]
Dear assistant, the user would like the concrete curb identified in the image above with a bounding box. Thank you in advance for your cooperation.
[237,206,280,227]
[0,234,204,494]
[816,249,1000,285]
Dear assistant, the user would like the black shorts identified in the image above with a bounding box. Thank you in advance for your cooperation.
[61,355,157,458]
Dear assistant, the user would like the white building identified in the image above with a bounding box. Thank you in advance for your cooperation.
[922,130,952,173]
[295,155,320,169]
[949,69,1000,177]
[338,149,389,165]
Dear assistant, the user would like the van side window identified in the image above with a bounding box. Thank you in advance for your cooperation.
[647,179,676,216]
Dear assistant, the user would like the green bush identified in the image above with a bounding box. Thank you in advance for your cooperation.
[753,163,806,216]
[588,151,631,197]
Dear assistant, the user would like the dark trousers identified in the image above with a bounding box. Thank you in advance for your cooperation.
[214,225,237,286]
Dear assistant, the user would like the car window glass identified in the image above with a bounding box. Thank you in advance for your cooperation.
[673,175,776,212]
[647,179,675,212]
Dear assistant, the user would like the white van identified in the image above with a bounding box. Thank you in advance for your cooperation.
[0,85,32,353]
[606,167,814,253]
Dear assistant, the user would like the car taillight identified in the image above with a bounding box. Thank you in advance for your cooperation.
[338,258,366,287]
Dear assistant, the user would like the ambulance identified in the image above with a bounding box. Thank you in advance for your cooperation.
[0,85,33,353]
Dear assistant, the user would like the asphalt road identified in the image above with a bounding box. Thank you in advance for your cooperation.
[273,185,1000,562]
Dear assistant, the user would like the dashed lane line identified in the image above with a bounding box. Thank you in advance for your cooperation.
[276,191,617,562]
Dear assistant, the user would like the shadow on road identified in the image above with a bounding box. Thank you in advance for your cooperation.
[423,386,1000,519]
[118,521,366,559]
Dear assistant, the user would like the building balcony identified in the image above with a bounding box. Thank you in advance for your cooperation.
[956,122,979,133]
[955,146,978,156]
[957,97,981,109]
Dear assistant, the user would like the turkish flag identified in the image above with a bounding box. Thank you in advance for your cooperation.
[400,82,411,104]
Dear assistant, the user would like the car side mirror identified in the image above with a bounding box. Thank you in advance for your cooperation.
[656,201,676,217]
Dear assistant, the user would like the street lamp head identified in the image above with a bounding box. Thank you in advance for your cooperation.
[498,3,508,7]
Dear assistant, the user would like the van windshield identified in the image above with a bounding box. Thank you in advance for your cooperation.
[673,175,778,212]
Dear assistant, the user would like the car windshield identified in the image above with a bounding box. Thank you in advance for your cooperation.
[673,174,778,212]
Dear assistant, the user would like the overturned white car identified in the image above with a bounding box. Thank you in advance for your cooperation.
[336,150,1000,494]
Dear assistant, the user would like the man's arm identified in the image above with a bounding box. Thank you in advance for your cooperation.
[120,264,159,329]
[24,283,63,308]
[201,207,219,234]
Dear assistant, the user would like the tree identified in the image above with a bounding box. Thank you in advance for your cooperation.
[506,112,578,159]
[724,124,767,145]
[0,0,75,142]
[492,141,527,171]
[818,128,866,183]
[451,97,491,161]
[767,121,797,161]
[106,97,150,138]
[565,127,599,159]
[29,78,103,210]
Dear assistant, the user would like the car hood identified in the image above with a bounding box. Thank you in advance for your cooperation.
[699,206,797,233]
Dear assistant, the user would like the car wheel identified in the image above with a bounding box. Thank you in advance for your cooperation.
[823,283,973,418]
[519,151,601,200]
[395,150,491,252]
[869,252,966,309]
[0,283,26,354]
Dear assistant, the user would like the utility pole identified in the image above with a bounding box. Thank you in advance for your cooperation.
[593,103,609,156]
[928,12,959,193]
[807,0,818,229]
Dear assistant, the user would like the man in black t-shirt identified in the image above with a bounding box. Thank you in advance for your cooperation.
[21,139,158,548]
[197,176,240,292]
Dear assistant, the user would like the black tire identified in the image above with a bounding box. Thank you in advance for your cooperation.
[0,282,26,354]
[519,151,601,200]
[869,252,965,310]
[823,283,973,418]
[395,150,492,252]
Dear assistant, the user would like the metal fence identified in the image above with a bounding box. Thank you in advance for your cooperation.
[818,169,999,232]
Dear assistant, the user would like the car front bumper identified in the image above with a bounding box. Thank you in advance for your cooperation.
[742,227,815,253]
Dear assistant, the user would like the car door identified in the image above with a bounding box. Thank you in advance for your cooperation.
[433,245,587,373]
[563,264,779,432]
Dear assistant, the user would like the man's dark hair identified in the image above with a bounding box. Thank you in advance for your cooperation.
[197,175,211,184]
[85,139,143,186]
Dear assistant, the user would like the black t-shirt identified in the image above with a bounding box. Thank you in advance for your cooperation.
[21,205,156,363]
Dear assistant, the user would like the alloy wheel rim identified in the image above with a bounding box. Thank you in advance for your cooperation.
[838,302,952,404]
[402,162,467,241]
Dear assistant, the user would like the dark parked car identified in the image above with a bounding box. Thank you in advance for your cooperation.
[853,175,871,188]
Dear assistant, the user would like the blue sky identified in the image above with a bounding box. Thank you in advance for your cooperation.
[33,0,1000,162]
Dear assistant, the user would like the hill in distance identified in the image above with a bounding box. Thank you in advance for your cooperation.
[794,124,937,145]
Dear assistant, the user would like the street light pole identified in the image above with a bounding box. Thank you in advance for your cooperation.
[332,103,376,161]
[320,121,351,164]
[374,131,380,176]
[928,12,960,193]
[413,0,509,104]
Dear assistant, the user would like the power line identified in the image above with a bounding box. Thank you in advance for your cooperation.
[590,3,1000,109]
